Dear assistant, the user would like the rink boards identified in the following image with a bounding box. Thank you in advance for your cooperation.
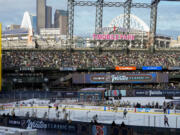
[2,103,179,115]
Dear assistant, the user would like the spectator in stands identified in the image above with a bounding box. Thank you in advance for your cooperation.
[6,113,10,117]
[121,122,126,127]
[94,119,98,125]
[136,103,141,108]
[111,121,116,126]
[2,113,5,117]
[3,51,180,69]
[90,120,94,125]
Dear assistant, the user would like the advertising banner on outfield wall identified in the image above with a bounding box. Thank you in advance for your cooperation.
[135,90,180,96]
[73,73,168,84]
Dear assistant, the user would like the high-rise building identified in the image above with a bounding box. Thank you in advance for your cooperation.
[9,25,21,30]
[46,6,52,28]
[54,10,68,35]
[31,15,37,33]
[37,0,46,33]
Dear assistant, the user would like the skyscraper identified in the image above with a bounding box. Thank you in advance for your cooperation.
[54,10,68,35]
[31,15,37,33]
[37,0,46,34]
[46,6,52,28]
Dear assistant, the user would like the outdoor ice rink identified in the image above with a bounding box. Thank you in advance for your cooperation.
[1,97,180,129]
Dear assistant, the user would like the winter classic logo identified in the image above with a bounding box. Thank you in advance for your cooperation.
[26,119,47,129]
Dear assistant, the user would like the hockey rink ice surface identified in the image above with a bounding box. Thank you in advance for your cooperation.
[1,104,180,129]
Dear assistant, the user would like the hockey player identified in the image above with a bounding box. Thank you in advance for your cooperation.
[123,108,128,118]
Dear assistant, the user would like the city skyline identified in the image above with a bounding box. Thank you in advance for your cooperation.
[0,0,180,38]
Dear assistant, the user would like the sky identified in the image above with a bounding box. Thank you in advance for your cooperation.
[0,0,180,38]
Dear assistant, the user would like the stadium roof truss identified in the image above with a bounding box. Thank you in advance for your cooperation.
[67,0,160,47]
[67,0,179,48]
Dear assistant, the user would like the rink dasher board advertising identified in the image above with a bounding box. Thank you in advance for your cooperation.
[72,73,168,84]
[136,108,151,113]
[92,125,107,135]
[135,90,180,96]
[7,117,77,132]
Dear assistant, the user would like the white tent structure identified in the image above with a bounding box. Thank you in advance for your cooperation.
[21,11,35,44]
[21,11,33,36]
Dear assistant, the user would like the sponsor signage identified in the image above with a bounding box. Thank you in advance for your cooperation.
[142,66,162,70]
[12,77,44,83]
[90,67,110,71]
[168,67,180,70]
[137,108,143,112]
[154,109,163,113]
[59,92,77,98]
[105,90,126,97]
[60,67,77,71]
[92,125,107,135]
[90,74,154,83]
[115,66,136,71]
[93,34,135,41]
[96,26,140,34]
[137,108,151,113]
[175,110,180,113]
[135,90,180,96]
[8,118,77,132]
[20,67,34,71]
[73,73,168,84]
[73,73,159,84]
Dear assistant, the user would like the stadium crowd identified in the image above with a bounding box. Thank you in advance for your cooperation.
[3,51,180,68]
